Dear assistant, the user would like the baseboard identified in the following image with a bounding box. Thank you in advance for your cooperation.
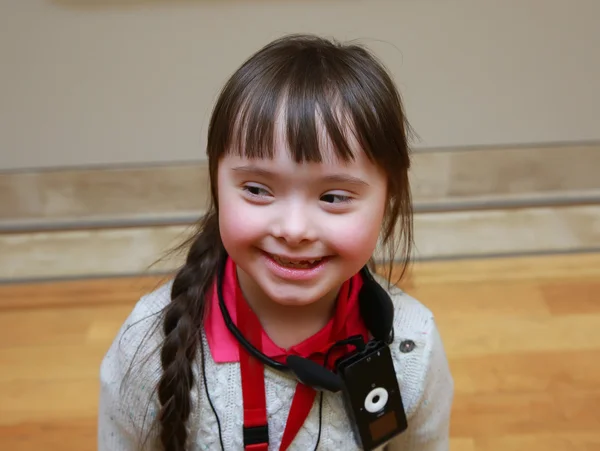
[2,205,599,283]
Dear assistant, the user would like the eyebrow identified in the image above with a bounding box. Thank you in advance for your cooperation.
[231,165,370,187]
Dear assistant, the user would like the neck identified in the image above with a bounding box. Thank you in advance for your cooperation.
[236,269,341,349]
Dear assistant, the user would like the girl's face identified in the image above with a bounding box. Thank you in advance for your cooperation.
[217,125,388,310]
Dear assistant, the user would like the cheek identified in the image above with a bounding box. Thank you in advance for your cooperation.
[216,173,250,250]
[326,220,381,259]
[218,198,265,252]
[217,166,269,254]
[324,203,385,260]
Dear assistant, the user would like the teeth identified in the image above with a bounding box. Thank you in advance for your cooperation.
[272,255,323,268]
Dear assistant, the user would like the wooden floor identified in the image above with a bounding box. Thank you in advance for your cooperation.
[1,253,599,450]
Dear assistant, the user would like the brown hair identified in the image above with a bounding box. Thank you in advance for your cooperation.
[156,34,413,450]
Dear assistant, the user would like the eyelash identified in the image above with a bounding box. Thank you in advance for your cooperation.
[242,184,272,198]
[241,184,353,206]
[320,193,352,204]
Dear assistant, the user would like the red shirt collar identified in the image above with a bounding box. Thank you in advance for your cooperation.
[204,257,369,364]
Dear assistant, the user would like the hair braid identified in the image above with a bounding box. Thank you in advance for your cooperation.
[157,210,224,451]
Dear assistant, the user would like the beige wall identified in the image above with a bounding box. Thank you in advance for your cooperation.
[1,0,599,171]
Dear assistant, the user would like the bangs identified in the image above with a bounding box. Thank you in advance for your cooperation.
[226,70,357,164]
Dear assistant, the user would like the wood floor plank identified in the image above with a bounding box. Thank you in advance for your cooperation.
[397,252,600,285]
[451,350,600,394]
[449,437,477,451]
[0,275,166,310]
[451,390,600,436]
[0,305,134,348]
[541,280,600,315]
[0,379,99,424]
[408,281,551,317]
[0,418,97,451]
[0,344,109,383]
[473,434,600,451]
[436,313,600,358]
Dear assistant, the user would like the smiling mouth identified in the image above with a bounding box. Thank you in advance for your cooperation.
[268,254,327,269]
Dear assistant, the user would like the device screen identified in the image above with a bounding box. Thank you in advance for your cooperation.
[369,411,397,441]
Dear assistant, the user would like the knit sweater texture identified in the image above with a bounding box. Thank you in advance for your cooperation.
[98,279,454,450]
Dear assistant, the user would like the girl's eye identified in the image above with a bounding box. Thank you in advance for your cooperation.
[320,192,352,204]
[242,184,271,198]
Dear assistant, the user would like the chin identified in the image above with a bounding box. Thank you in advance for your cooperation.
[262,285,325,308]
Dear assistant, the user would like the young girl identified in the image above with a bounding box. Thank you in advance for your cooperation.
[98,34,453,451]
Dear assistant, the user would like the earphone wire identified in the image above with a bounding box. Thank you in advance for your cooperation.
[200,334,225,451]
[217,256,289,372]
[313,391,325,451]
[313,336,364,450]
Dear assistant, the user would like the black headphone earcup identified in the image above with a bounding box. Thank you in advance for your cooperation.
[358,272,394,342]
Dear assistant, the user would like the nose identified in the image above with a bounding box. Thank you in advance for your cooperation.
[271,200,317,246]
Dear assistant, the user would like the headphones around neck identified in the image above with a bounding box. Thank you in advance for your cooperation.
[217,255,396,393]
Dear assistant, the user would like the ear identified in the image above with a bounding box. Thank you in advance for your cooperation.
[358,268,394,343]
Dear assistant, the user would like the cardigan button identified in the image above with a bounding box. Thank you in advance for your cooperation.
[399,340,415,353]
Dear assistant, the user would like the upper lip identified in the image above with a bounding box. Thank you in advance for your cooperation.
[264,252,327,262]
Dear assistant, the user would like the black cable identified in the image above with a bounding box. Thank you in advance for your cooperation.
[313,391,325,451]
[216,256,382,375]
[313,336,364,450]
[217,257,289,372]
[200,335,225,451]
